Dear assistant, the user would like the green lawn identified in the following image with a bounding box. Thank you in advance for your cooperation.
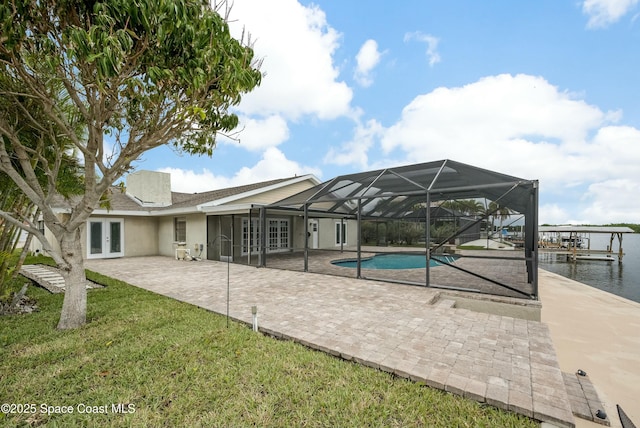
[0,264,537,427]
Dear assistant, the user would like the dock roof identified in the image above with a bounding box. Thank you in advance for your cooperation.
[539,226,634,233]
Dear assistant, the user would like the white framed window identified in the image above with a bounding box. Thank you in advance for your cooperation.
[174,217,186,242]
[335,221,347,246]
[242,217,289,254]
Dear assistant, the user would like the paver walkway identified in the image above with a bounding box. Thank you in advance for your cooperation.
[86,256,574,427]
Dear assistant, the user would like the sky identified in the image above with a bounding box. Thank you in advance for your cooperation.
[131,0,640,225]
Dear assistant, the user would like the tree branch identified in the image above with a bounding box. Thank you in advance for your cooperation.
[0,209,64,266]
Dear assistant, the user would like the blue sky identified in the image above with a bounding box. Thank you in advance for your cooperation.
[131,0,640,224]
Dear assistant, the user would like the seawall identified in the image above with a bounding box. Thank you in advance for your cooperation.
[539,269,640,427]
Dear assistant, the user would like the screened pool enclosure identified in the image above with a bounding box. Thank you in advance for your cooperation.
[252,160,539,300]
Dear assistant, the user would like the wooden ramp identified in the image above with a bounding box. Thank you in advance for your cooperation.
[19,264,99,293]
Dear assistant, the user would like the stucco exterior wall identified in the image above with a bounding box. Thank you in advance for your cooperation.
[186,213,207,258]
[283,217,359,251]
[317,218,358,249]
[347,219,358,247]
[123,217,158,256]
[291,216,307,251]
[158,213,207,259]
[31,214,160,260]
[157,217,173,257]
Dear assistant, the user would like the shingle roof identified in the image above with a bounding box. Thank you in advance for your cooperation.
[50,176,301,213]
[166,176,294,209]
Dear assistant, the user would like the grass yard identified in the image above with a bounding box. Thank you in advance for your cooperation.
[0,264,538,427]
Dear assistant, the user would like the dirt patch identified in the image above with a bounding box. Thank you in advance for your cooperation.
[0,293,38,316]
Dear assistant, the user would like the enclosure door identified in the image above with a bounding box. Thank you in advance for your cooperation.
[87,218,124,259]
[219,216,233,262]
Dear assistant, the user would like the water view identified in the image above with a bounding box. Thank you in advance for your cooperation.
[539,233,640,303]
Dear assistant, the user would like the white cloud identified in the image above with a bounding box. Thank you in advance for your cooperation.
[158,148,321,193]
[404,32,441,67]
[585,125,640,179]
[380,74,621,183]
[354,39,383,87]
[580,179,640,223]
[538,204,572,225]
[227,0,354,120]
[156,167,235,193]
[219,115,290,151]
[375,73,640,223]
[324,119,384,168]
[582,0,639,28]
[234,147,322,183]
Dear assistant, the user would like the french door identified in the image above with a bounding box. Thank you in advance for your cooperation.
[241,217,290,255]
[87,218,124,259]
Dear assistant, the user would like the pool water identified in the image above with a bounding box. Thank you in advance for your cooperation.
[331,253,458,270]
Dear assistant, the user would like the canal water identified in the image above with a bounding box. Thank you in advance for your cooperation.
[539,233,640,303]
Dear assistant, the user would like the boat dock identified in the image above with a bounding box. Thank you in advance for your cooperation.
[538,225,634,264]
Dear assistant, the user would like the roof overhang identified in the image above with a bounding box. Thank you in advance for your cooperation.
[197,174,320,208]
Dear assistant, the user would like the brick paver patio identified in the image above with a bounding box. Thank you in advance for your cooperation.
[85,256,574,427]
[243,246,534,299]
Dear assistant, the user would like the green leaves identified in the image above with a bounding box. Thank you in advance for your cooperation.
[3,0,261,158]
[0,0,263,314]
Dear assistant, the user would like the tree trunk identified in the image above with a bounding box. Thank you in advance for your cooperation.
[56,230,87,330]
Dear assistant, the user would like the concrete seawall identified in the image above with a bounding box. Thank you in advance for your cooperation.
[539,269,640,427]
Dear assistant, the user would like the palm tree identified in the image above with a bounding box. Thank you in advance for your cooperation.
[441,199,484,216]
[486,201,513,241]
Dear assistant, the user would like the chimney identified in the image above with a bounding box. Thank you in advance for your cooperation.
[126,170,172,206]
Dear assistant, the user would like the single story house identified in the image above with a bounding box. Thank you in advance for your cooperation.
[32,170,358,263]
[32,160,540,299]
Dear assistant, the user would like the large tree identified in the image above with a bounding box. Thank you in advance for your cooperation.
[0,0,261,329]
[0,74,84,305]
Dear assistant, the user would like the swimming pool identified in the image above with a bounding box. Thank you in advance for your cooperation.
[331,253,458,270]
